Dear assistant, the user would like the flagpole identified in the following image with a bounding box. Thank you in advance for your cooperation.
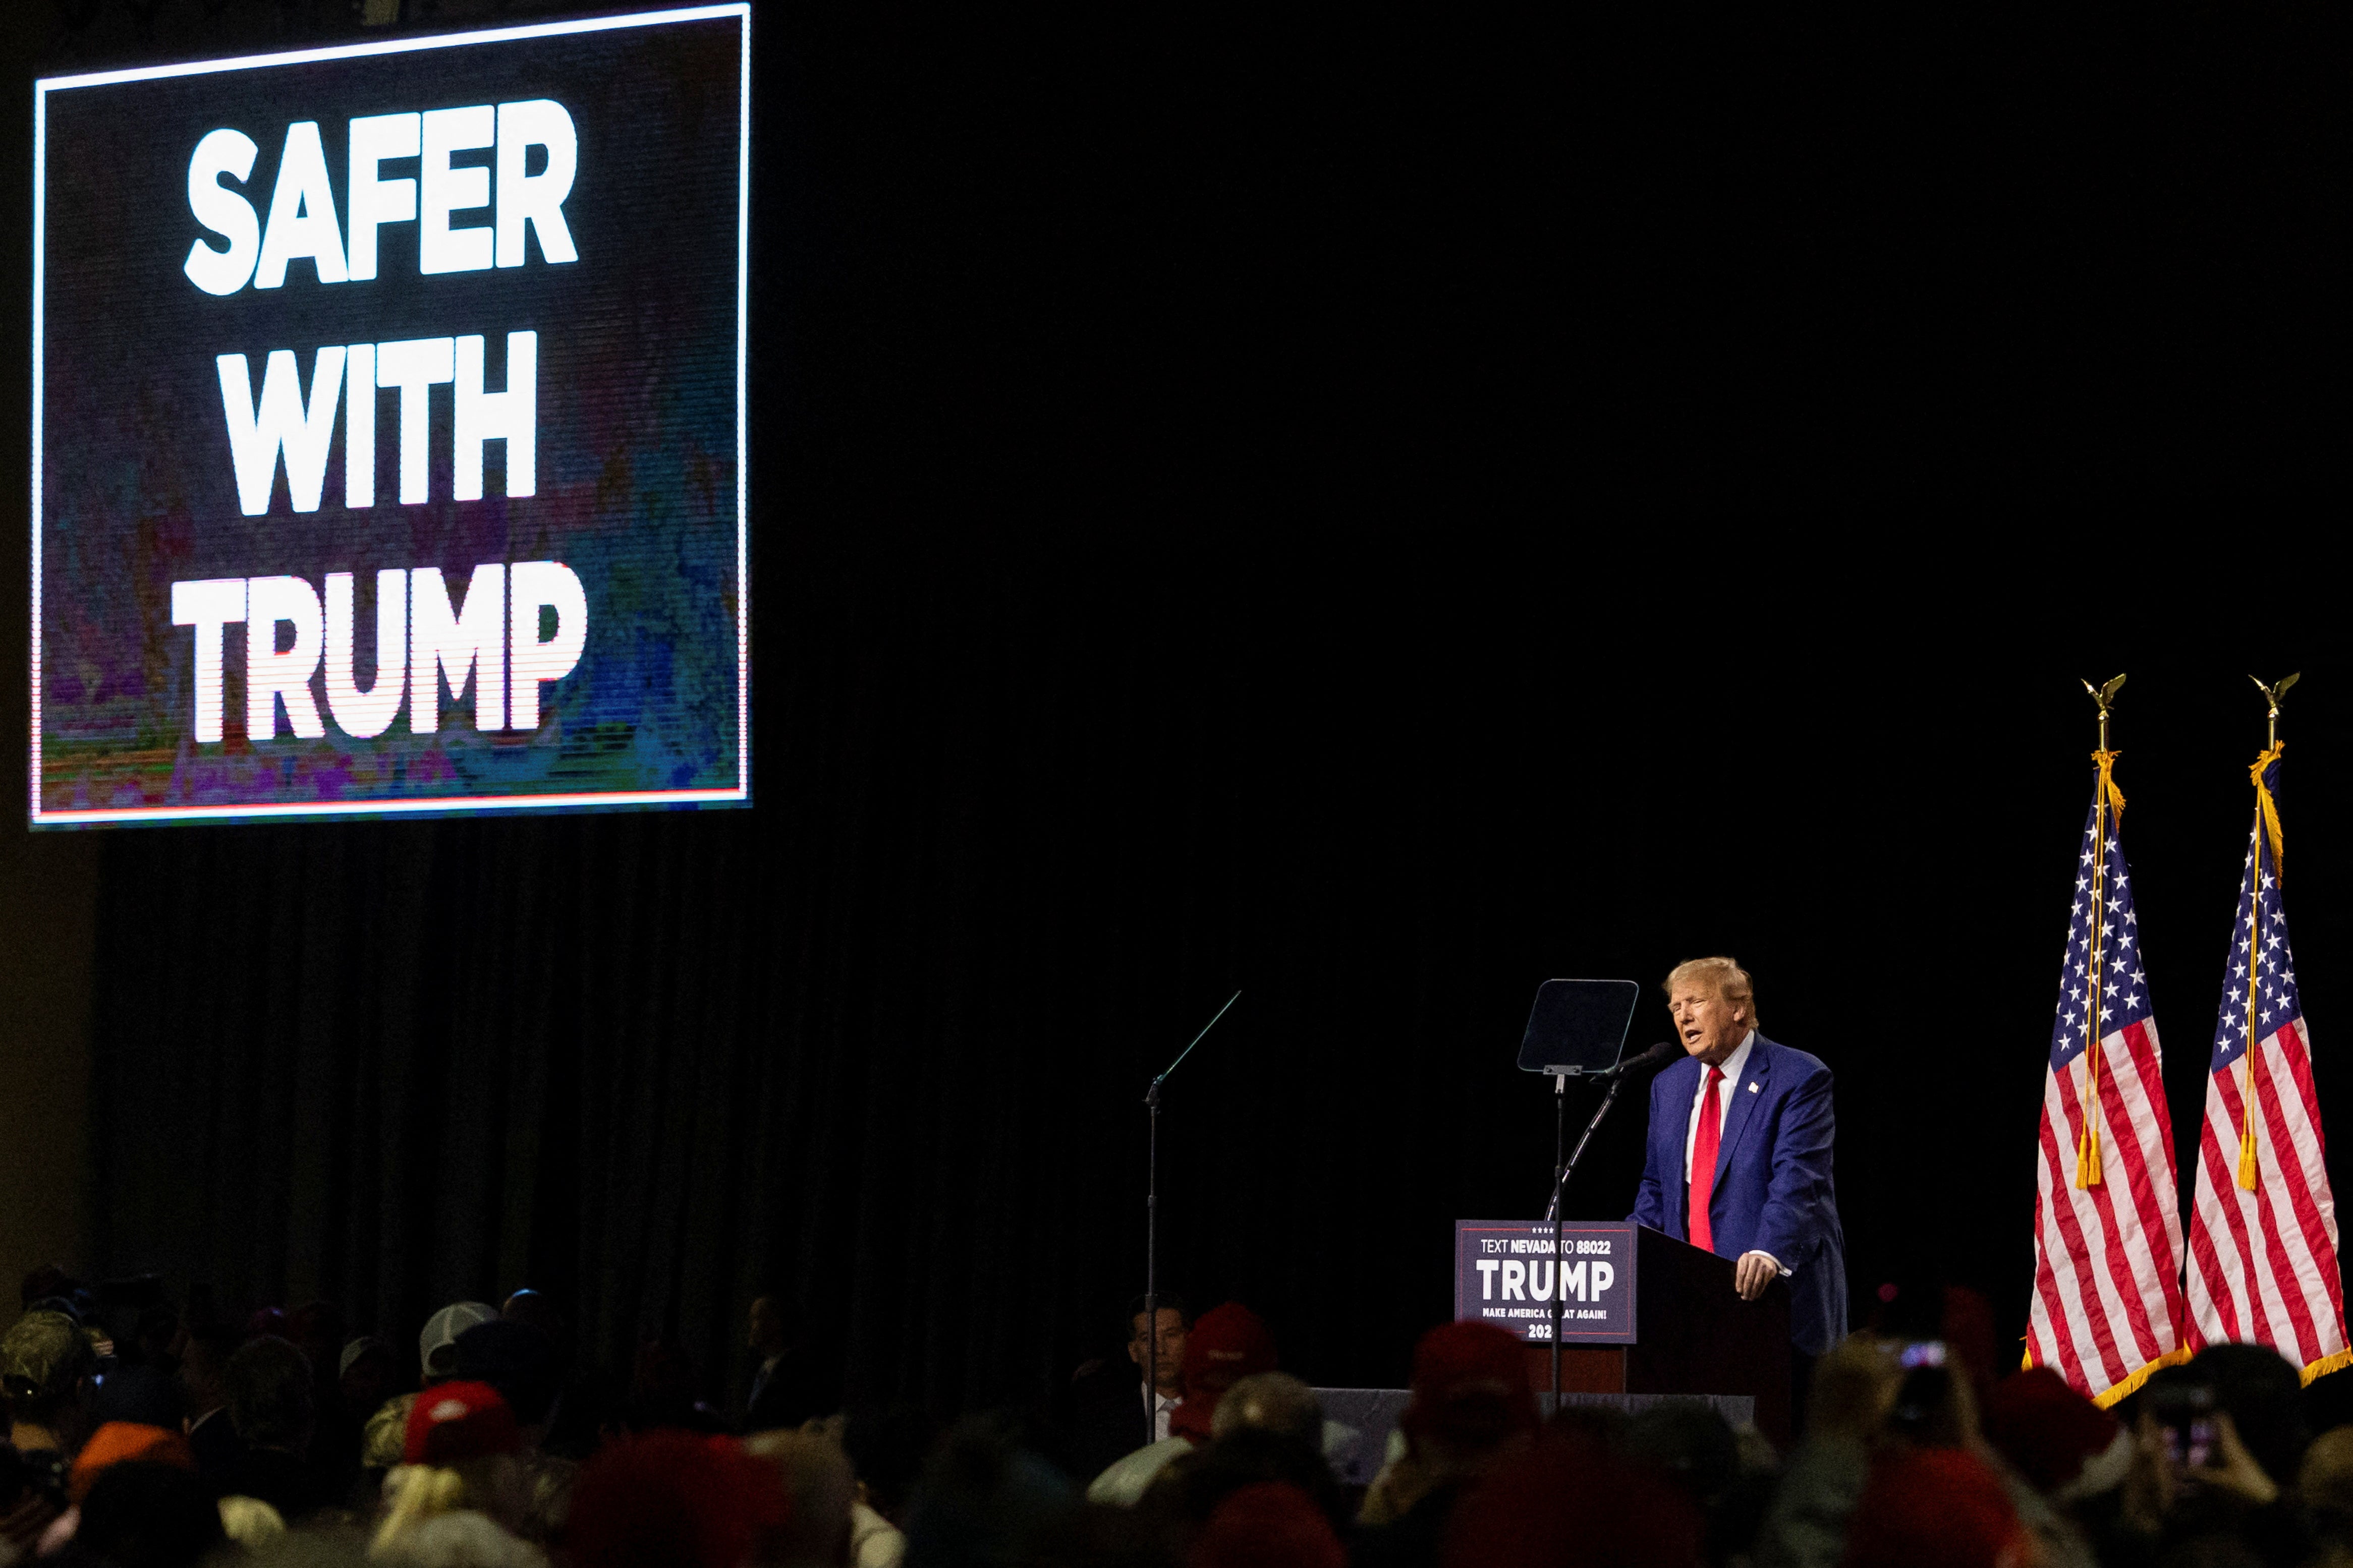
[2077,675,2124,1189]
[2239,675,2299,1190]
[2239,805,2266,1190]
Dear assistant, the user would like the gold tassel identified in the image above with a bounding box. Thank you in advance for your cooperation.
[2077,1117,2103,1189]
[2252,742,2284,886]
[2095,749,2126,818]
[2236,743,2282,1193]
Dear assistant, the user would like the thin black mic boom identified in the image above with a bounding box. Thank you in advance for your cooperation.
[1543,1041,1674,1221]
[1594,1039,1678,1079]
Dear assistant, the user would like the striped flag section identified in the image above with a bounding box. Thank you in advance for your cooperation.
[2184,747,2350,1381]
[2026,754,2189,1405]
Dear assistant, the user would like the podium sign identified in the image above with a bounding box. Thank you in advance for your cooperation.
[1454,1220,1637,1345]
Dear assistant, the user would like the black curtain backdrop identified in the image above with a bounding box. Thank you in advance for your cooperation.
[56,2,2353,1417]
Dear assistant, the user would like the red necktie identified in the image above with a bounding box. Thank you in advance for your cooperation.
[1689,1065,1725,1253]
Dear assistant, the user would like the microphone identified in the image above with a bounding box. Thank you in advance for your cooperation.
[1593,1040,1679,1079]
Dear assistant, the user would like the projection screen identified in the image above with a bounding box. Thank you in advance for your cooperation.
[31,5,750,825]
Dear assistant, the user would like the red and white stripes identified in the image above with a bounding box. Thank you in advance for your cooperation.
[2187,1018,2349,1379]
[2028,1017,2189,1404]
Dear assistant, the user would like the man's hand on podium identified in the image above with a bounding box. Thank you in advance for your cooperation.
[1733,1251,1781,1301]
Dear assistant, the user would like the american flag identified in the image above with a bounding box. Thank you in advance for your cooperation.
[2026,758,2190,1405]
[2184,749,2350,1379]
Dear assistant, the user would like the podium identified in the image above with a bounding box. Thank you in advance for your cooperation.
[1454,1220,1792,1446]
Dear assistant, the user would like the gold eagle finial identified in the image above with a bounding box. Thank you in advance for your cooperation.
[2081,674,2125,750]
[2251,672,2299,715]
[2252,673,2298,749]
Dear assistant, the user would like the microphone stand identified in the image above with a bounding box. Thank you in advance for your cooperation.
[1143,990,1241,1447]
[1543,1067,1633,1411]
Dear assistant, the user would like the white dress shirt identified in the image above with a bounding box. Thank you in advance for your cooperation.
[1682,1030,1787,1276]
[1146,1387,1176,1442]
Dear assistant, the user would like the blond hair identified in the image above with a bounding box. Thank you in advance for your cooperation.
[372,1458,523,1557]
[374,1465,473,1554]
[364,1393,418,1472]
[216,1494,287,1547]
[1664,957,1759,1032]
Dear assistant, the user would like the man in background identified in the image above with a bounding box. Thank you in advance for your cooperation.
[1089,1301,1275,1504]
[1063,1294,1188,1484]
[1130,1295,1188,1444]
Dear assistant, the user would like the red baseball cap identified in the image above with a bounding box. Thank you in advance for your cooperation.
[1182,1303,1277,1394]
[1402,1320,1535,1449]
[1983,1367,2126,1497]
[404,1379,521,1465]
[1171,1303,1278,1440]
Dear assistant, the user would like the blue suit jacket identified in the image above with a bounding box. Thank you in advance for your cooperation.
[1629,1034,1848,1354]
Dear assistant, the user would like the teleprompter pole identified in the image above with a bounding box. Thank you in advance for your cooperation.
[1552,1076,1566,1406]
[1143,990,1241,1447]
[1546,1070,1630,1410]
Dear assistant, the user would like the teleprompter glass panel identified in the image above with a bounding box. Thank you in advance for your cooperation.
[1516,978,1639,1075]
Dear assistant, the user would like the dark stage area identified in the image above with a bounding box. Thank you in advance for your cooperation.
[8,0,2353,1458]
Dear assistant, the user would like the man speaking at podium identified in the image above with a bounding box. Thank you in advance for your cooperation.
[1631,957,1847,1356]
